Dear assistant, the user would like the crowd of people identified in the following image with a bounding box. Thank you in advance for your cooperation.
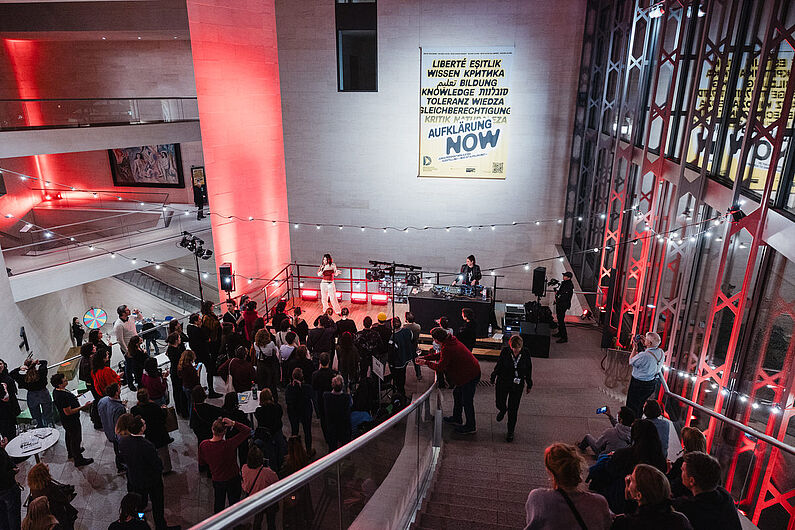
[0,294,748,530]
[0,293,498,530]
[524,421,742,529]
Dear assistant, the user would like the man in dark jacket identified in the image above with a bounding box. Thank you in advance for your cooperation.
[307,316,336,360]
[388,317,414,396]
[673,452,741,530]
[354,317,382,378]
[553,271,574,343]
[323,375,352,451]
[118,415,180,530]
[188,314,221,398]
[489,335,532,442]
[456,308,477,351]
[417,328,481,435]
[311,352,336,448]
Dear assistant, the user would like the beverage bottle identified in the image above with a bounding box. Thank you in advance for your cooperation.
[252,384,258,400]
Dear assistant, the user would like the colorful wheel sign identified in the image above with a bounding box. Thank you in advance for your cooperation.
[83,308,107,329]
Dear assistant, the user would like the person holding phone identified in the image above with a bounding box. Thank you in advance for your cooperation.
[489,335,532,442]
[317,253,342,315]
[626,332,665,416]
[108,492,151,529]
[577,405,635,456]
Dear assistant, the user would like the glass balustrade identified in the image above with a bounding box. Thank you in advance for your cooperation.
[0,97,198,130]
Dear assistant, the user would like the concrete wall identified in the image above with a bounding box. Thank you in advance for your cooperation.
[0,39,196,99]
[0,247,192,371]
[275,0,586,303]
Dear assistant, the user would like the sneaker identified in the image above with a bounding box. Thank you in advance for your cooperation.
[556,338,568,343]
[496,410,506,422]
[75,458,94,467]
[443,416,463,425]
[506,432,514,442]
[455,426,477,435]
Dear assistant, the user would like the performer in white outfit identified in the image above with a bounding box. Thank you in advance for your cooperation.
[318,253,342,314]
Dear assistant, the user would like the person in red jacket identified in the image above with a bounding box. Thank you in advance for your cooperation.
[417,327,481,434]
[198,418,252,513]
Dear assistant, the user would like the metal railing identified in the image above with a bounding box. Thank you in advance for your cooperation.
[659,376,795,457]
[191,377,441,529]
[292,262,505,302]
[0,97,199,130]
[115,269,203,313]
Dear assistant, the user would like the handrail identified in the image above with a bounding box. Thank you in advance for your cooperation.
[190,377,439,529]
[0,97,198,102]
[119,269,204,303]
[660,376,795,456]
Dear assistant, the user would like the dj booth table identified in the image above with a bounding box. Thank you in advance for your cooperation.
[408,285,493,338]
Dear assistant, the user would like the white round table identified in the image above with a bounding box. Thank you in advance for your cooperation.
[6,428,59,463]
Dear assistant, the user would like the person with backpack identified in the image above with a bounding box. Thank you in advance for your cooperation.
[252,329,280,399]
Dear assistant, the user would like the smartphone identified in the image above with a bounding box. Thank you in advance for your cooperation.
[596,406,607,414]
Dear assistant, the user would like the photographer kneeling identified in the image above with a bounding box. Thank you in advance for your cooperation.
[626,332,664,417]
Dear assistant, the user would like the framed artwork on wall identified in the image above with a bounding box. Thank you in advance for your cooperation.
[108,143,184,188]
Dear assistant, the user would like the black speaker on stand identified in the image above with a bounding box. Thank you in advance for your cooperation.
[532,266,546,298]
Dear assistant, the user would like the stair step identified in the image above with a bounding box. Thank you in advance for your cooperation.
[417,512,520,530]
[431,482,529,503]
[436,468,537,485]
[429,492,526,513]
[422,501,498,524]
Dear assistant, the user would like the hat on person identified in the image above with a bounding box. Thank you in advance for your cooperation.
[562,271,573,278]
[377,312,388,322]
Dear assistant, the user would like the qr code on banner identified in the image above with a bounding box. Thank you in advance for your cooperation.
[492,162,504,174]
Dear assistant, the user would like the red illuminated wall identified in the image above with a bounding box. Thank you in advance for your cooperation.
[186,0,291,295]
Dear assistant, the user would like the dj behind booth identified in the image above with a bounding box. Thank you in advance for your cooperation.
[408,283,494,338]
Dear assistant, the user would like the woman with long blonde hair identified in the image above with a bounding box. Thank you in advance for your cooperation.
[21,497,59,530]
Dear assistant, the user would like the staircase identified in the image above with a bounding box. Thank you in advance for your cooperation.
[114,269,202,313]
[412,441,537,529]
[411,324,624,530]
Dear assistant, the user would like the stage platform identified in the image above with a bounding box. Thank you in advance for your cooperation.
[283,299,504,359]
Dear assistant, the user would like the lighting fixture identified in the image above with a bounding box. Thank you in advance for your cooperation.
[155,264,161,269]
[649,4,664,18]
[180,268,186,273]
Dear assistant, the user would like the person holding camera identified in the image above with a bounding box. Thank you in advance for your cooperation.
[626,332,664,417]
[553,272,574,343]
[490,335,532,442]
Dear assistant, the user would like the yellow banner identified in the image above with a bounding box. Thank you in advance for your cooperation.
[419,47,513,179]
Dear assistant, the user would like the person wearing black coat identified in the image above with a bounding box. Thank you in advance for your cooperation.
[165,332,188,419]
[0,360,21,440]
[130,389,172,474]
[306,316,336,359]
[323,375,351,451]
[117,416,179,530]
[285,368,315,456]
[311,353,336,448]
[553,271,574,343]
[456,308,477,352]
[489,335,533,442]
